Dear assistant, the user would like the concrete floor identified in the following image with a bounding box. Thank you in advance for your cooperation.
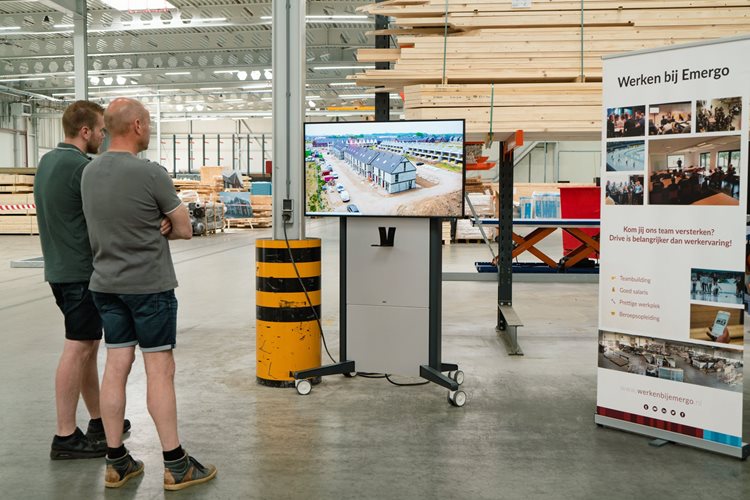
[0,218,748,499]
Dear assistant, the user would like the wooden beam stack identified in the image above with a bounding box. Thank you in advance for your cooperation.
[0,171,37,234]
[356,0,750,139]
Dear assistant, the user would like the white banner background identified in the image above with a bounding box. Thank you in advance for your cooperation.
[598,37,748,447]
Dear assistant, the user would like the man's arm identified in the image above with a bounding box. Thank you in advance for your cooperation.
[164,204,192,240]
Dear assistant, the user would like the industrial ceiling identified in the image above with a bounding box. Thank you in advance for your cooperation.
[0,0,397,119]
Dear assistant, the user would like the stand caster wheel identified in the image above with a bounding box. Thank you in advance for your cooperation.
[343,372,357,378]
[295,379,312,396]
[448,390,466,407]
[448,370,464,385]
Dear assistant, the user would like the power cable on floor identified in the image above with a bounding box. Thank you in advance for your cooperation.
[282,221,337,365]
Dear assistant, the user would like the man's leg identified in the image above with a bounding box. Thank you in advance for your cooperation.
[142,350,179,451]
[100,347,135,449]
[146,350,217,490]
[55,339,100,436]
[79,341,101,420]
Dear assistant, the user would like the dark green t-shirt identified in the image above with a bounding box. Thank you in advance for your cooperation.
[81,152,182,294]
[34,143,94,283]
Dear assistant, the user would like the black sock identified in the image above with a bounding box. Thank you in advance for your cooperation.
[107,445,127,460]
[163,445,184,462]
[88,418,103,429]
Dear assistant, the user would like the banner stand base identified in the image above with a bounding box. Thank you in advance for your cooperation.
[595,415,750,460]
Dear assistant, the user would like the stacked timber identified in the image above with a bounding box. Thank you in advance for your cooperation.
[0,171,37,234]
[356,0,750,139]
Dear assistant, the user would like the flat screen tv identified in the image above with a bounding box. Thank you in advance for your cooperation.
[304,119,465,217]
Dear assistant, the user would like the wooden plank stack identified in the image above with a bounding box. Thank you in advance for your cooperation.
[0,173,34,194]
[250,195,272,228]
[0,171,37,234]
[355,0,750,140]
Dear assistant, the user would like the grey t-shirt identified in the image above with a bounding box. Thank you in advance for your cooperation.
[81,151,182,294]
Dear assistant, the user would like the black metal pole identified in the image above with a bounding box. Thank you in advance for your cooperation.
[497,142,513,324]
[217,134,221,166]
[202,134,206,167]
[172,135,177,176]
[261,133,266,175]
[187,134,192,174]
[375,4,390,122]
[247,135,251,176]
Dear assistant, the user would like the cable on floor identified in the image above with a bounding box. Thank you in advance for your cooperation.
[282,221,337,365]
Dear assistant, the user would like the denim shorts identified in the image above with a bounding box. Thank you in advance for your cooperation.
[91,290,178,352]
[50,282,103,341]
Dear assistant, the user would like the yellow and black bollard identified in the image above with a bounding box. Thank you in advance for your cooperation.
[255,238,322,386]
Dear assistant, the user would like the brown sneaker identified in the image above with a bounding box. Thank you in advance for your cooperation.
[163,453,217,491]
[104,453,144,488]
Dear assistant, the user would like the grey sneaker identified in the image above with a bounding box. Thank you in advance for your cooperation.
[163,453,217,491]
[104,453,144,488]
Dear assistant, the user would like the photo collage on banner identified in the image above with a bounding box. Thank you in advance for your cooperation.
[598,37,749,457]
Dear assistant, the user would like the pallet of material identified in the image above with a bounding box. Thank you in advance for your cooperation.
[454,219,484,242]
[0,174,35,193]
[511,182,596,205]
[442,220,451,244]
[226,218,256,229]
[353,0,750,139]
[249,217,272,228]
[0,194,36,215]
[0,215,38,234]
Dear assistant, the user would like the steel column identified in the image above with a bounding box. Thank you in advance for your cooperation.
[272,0,306,240]
[374,2,390,122]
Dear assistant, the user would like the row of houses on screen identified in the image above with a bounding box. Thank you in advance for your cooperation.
[378,140,462,165]
[327,140,416,194]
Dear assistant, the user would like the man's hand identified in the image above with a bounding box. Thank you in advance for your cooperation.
[160,217,172,236]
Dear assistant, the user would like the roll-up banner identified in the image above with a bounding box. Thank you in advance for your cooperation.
[597,36,749,459]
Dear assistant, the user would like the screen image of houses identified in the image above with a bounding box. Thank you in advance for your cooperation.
[304,120,464,217]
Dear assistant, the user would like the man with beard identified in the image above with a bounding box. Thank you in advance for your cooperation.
[35,101,132,459]
[81,98,216,490]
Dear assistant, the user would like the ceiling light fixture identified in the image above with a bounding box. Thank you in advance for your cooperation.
[90,76,100,85]
[260,15,370,23]
[103,77,114,85]
[241,83,271,90]
[264,69,273,80]
[0,76,46,82]
[313,66,375,71]
[116,76,127,85]
[237,70,248,81]
[250,70,261,80]
[100,0,176,12]
[165,71,190,76]
[0,26,21,31]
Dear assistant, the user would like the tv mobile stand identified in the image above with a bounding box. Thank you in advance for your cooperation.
[292,217,466,406]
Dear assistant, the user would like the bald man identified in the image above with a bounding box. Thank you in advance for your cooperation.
[81,98,216,490]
